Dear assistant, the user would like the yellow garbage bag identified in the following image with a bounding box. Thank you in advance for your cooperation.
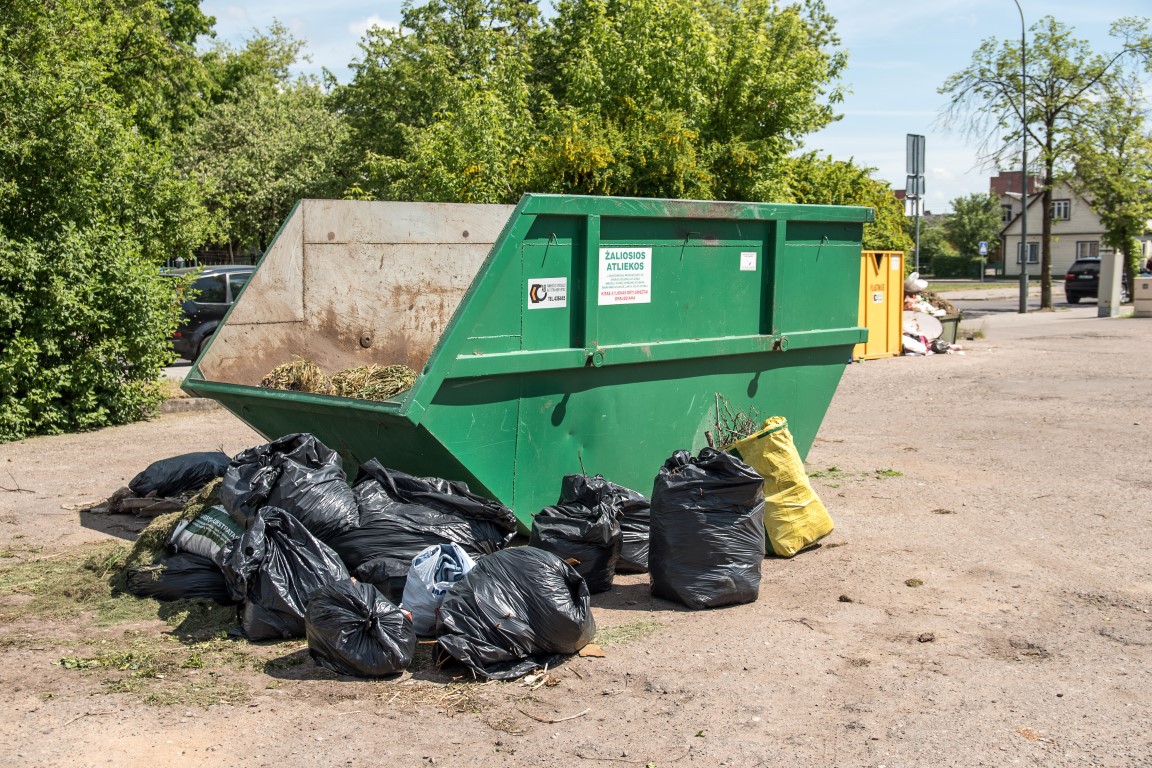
[726,416,834,557]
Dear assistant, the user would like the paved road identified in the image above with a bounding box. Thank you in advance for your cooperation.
[939,279,1096,318]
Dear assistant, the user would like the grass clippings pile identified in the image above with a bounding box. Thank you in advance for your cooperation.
[330,364,417,401]
[261,357,418,402]
[260,356,331,394]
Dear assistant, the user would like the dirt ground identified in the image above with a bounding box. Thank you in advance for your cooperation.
[2,304,1151,768]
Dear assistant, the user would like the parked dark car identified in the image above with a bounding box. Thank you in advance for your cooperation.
[1064,258,1130,304]
[166,265,254,361]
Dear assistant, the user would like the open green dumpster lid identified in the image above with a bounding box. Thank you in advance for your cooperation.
[184,194,873,529]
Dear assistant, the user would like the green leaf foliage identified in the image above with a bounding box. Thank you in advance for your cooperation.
[1074,73,1152,280]
[944,193,1002,259]
[338,0,849,203]
[0,0,209,441]
[781,154,912,252]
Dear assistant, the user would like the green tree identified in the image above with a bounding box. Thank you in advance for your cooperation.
[201,21,306,105]
[337,0,848,203]
[1074,74,1152,289]
[944,193,1002,273]
[533,0,846,199]
[939,15,1151,308]
[781,154,912,252]
[916,220,964,277]
[0,0,211,441]
[336,0,541,202]
[183,29,351,251]
[102,0,215,137]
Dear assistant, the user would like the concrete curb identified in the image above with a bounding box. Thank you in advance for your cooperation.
[160,397,220,414]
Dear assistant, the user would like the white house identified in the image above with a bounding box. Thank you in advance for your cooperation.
[994,172,1152,277]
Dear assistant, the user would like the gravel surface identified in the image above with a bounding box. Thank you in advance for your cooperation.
[1,305,1150,767]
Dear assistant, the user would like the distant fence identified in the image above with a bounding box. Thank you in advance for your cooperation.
[163,247,261,269]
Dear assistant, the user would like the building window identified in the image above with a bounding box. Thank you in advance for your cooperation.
[1076,241,1099,259]
[1016,242,1039,264]
[1051,199,1071,220]
[1001,204,1013,223]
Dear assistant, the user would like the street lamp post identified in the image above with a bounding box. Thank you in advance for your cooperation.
[1013,0,1028,314]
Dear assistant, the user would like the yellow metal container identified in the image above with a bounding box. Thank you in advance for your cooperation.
[854,250,905,361]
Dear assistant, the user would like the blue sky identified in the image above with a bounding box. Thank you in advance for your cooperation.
[202,0,1150,213]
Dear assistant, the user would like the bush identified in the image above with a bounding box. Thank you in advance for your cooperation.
[930,253,984,279]
[0,0,209,442]
[0,230,183,441]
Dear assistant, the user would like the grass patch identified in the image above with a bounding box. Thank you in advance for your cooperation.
[0,542,158,626]
[141,678,250,707]
[160,378,189,400]
[810,467,903,481]
[959,323,986,340]
[594,620,667,647]
[55,632,284,707]
[0,540,240,637]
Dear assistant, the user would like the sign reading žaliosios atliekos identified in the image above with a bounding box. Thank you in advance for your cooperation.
[598,247,651,305]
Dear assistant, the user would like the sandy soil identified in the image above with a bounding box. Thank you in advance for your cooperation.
[2,305,1151,768]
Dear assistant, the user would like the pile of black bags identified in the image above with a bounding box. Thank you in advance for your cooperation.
[120,433,777,681]
[328,460,517,601]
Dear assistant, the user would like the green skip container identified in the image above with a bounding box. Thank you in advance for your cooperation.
[184,194,873,530]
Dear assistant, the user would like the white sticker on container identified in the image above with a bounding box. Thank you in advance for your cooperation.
[891,256,900,271]
[872,291,884,304]
[740,251,757,271]
[527,277,567,309]
[598,247,651,305]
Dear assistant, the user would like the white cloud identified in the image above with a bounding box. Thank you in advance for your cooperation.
[348,14,399,39]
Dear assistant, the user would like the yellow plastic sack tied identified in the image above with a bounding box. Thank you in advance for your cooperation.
[726,416,834,557]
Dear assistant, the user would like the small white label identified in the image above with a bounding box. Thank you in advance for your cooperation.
[872,291,884,304]
[527,277,567,309]
[598,247,652,305]
[890,256,900,271]
[740,251,757,271]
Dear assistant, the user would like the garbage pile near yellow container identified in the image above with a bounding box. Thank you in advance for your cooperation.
[901,272,964,356]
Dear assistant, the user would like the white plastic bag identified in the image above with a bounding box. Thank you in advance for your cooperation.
[401,543,475,636]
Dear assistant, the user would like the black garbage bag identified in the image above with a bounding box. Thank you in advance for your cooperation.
[616,494,651,574]
[327,460,517,594]
[305,579,416,677]
[219,433,358,542]
[649,448,765,610]
[528,475,623,593]
[436,547,596,681]
[350,557,408,604]
[129,452,230,498]
[125,552,236,604]
[563,474,652,574]
[217,507,349,640]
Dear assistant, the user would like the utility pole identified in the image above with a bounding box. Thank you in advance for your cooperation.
[1012,0,1028,313]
